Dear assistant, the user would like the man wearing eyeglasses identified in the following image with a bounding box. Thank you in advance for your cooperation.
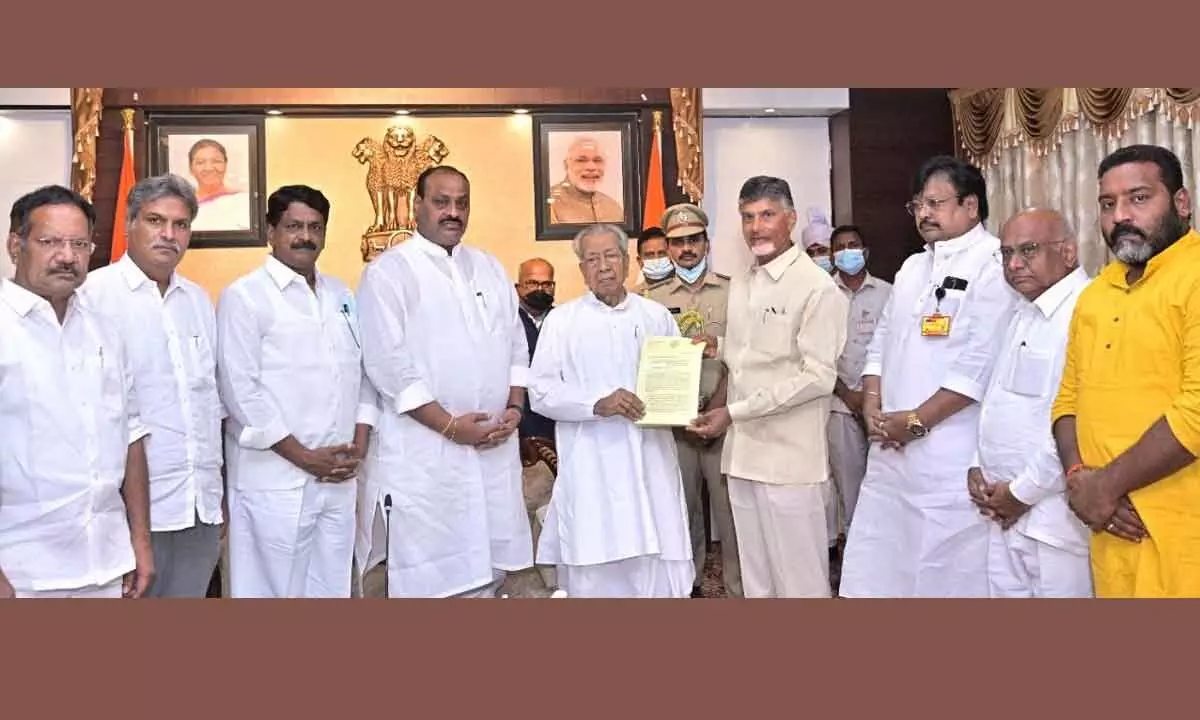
[643,203,741,598]
[0,185,154,599]
[965,208,1092,597]
[81,174,226,598]
[217,185,378,598]
[840,155,1019,598]
[515,258,557,445]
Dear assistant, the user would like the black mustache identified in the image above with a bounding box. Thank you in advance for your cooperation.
[291,241,318,251]
[920,221,940,229]
[441,218,463,226]
[1110,222,1146,241]
[50,266,78,276]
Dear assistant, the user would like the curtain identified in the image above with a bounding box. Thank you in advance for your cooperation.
[984,109,1200,277]
[952,89,1200,277]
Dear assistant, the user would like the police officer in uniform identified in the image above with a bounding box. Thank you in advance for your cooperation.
[644,203,743,598]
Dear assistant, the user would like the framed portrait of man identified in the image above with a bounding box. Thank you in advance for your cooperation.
[146,114,267,248]
[532,113,641,241]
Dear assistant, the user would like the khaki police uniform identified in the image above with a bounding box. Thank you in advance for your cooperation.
[642,203,743,597]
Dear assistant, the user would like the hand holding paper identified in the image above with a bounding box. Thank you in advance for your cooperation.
[634,337,704,427]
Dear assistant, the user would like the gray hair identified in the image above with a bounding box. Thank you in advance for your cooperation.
[737,175,795,211]
[125,174,199,232]
[571,223,629,262]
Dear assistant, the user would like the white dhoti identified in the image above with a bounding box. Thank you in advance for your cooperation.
[825,411,868,545]
[987,523,1093,598]
[16,578,124,599]
[558,557,693,598]
[228,480,357,598]
[729,477,830,598]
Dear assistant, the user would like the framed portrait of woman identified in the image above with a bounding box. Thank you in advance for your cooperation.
[147,114,267,248]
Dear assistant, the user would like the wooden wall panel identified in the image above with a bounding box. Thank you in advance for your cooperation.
[103,88,669,110]
[829,88,955,282]
[89,88,679,265]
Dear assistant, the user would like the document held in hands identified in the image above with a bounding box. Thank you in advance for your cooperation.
[634,336,704,427]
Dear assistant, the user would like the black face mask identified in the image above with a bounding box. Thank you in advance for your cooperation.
[524,290,554,313]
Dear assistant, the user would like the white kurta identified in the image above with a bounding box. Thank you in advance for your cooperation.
[527,291,693,598]
[839,223,1020,598]
[976,266,1093,597]
[0,280,148,593]
[355,233,533,598]
[217,256,378,598]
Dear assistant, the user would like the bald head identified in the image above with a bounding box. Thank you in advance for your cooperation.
[517,257,556,315]
[519,257,554,280]
[998,208,1079,301]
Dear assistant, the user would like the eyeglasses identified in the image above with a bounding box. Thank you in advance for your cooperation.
[994,240,1064,265]
[582,251,624,269]
[32,236,95,255]
[520,280,556,291]
[905,196,958,217]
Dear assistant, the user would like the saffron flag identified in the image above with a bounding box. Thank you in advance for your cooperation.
[642,112,667,230]
[110,117,136,263]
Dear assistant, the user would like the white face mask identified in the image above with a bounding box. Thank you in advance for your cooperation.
[642,256,674,281]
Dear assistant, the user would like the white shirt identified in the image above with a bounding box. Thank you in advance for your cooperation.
[976,266,1092,554]
[82,256,225,531]
[0,280,148,591]
[863,222,1018,415]
[355,232,533,597]
[217,256,379,491]
[528,291,692,567]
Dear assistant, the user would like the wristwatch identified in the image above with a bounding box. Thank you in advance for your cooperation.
[905,412,928,438]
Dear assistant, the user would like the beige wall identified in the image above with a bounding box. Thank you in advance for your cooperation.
[179,114,640,304]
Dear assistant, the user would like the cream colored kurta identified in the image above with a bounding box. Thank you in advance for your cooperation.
[720,244,849,485]
[528,291,693,597]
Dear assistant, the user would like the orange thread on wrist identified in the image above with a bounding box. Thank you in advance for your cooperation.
[1066,463,1086,478]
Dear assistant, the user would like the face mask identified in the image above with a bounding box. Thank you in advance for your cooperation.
[834,248,866,275]
[814,255,834,273]
[674,257,708,285]
[523,289,554,313]
[642,257,674,281]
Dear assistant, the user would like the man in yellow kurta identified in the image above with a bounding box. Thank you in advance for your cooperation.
[1051,144,1200,598]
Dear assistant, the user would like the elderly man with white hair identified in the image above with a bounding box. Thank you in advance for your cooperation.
[968,208,1092,598]
[528,223,693,598]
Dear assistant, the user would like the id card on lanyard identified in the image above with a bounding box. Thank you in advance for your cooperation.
[921,277,967,338]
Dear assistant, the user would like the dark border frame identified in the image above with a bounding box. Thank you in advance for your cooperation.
[532,112,641,241]
[145,113,267,249]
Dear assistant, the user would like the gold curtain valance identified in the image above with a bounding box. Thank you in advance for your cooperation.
[950,88,1200,166]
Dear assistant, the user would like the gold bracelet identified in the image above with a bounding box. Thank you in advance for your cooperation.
[440,416,454,437]
[865,391,881,397]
